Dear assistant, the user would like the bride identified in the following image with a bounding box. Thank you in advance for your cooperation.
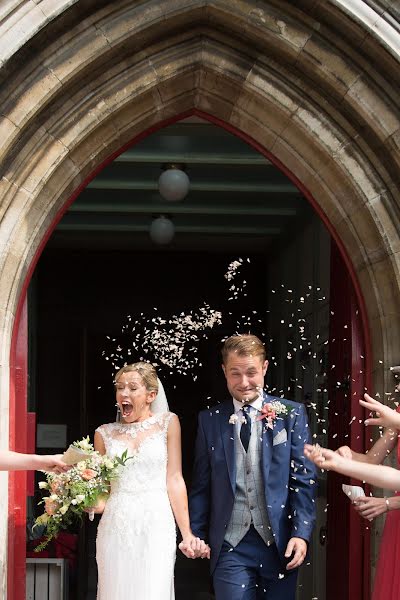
[92,362,209,599]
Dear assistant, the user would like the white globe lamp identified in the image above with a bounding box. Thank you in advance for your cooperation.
[158,166,189,202]
[150,216,175,245]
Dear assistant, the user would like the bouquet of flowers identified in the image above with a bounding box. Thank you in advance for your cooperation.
[34,437,131,551]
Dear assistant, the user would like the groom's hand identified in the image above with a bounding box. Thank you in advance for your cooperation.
[179,536,210,559]
[285,537,307,570]
[190,537,210,559]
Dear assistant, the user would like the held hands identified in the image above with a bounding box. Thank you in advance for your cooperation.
[285,537,307,570]
[361,394,400,430]
[179,534,210,559]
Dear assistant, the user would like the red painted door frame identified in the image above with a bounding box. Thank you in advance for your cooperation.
[8,298,28,600]
[8,109,371,600]
[327,242,370,600]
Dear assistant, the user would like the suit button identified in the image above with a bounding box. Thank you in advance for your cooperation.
[244,522,249,527]
[250,506,254,510]
[247,469,251,474]
[248,488,252,492]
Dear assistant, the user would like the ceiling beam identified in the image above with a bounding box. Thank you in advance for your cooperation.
[114,153,272,165]
[56,223,282,235]
[87,180,299,193]
[68,203,299,216]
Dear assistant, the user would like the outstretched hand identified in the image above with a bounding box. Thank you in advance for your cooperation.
[304,444,342,471]
[179,535,210,559]
[360,394,400,430]
[38,454,70,474]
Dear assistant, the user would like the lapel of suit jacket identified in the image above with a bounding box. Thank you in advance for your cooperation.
[261,393,273,484]
[219,400,236,494]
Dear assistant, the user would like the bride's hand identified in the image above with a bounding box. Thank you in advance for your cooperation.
[84,496,107,516]
[179,534,210,559]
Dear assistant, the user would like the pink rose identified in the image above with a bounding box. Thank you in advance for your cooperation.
[44,498,59,516]
[257,403,276,420]
[81,468,97,481]
[50,480,63,494]
[256,404,276,429]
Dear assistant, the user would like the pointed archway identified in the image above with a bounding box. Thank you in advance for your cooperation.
[8,108,370,599]
[1,1,400,597]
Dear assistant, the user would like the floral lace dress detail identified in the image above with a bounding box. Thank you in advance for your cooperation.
[95,412,176,600]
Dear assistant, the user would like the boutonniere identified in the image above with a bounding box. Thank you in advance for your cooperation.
[229,413,246,425]
[256,401,288,429]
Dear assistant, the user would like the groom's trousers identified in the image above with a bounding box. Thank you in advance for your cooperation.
[213,526,298,600]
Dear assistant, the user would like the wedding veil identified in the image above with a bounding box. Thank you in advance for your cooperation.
[152,378,169,413]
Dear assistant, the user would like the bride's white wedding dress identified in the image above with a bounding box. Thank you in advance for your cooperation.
[95,412,176,599]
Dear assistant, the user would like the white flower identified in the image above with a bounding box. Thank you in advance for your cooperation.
[38,481,48,489]
[50,494,59,501]
[59,505,69,515]
[78,437,92,452]
[103,458,114,470]
[76,461,86,471]
[269,401,288,415]
[75,494,85,504]
[229,414,239,425]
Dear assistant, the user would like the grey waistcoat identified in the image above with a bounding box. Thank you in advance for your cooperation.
[224,416,274,547]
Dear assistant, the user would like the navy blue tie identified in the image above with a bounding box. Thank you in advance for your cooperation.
[240,407,252,452]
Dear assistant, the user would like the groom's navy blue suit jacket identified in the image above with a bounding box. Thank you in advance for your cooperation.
[189,394,317,573]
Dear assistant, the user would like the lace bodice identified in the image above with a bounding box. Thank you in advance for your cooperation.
[96,412,175,495]
[95,412,177,599]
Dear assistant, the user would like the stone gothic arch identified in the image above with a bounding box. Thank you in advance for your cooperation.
[0,0,399,594]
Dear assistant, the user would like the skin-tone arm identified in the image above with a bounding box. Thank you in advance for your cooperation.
[304,444,400,491]
[337,429,400,521]
[336,396,400,520]
[84,431,108,515]
[337,428,400,520]
[0,450,69,473]
[337,426,397,464]
[354,493,400,520]
[94,430,106,456]
[166,415,210,560]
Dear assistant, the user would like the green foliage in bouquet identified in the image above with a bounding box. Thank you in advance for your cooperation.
[34,437,132,551]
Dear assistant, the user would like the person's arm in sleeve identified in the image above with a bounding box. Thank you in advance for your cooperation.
[286,404,317,570]
[188,413,211,542]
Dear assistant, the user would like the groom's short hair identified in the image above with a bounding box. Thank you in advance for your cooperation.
[221,334,266,364]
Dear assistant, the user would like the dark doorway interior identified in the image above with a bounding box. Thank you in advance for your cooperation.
[30,247,269,599]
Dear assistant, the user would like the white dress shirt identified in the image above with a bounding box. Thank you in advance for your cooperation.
[232,395,263,434]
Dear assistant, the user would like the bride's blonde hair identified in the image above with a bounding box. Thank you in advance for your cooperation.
[114,362,159,393]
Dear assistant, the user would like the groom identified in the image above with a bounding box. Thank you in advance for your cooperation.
[188,334,316,599]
